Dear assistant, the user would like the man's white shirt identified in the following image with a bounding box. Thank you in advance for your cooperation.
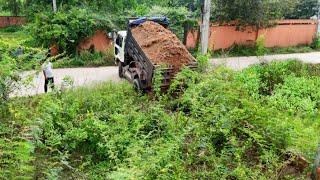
[42,62,54,78]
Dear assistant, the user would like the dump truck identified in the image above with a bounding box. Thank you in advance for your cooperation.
[114,17,197,91]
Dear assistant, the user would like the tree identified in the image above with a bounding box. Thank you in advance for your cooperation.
[200,0,211,54]
[0,0,22,16]
[52,0,57,12]
[146,6,195,39]
[285,0,318,19]
[211,0,299,27]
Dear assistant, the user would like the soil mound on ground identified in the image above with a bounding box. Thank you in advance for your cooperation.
[131,21,195,71]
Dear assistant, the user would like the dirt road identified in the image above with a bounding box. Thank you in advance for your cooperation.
[12,66,121,97]
[211,52,320,70]
[13,52,320,97]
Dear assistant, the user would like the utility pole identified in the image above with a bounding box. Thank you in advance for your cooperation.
[52,0,57,13]
[200,0,211,55]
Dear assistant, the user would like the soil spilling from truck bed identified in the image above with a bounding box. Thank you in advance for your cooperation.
[131,21,195,71]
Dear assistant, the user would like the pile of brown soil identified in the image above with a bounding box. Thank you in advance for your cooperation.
[131,21,195,71]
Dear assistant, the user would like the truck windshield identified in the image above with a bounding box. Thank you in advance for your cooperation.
[116,36,123,47]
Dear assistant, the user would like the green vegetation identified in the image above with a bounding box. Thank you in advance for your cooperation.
[2,0,319,69]
[211,0,315,27]
[0,0,24,16]
[311,35,320,50]
[0,26,114,70]
[213,44,318,58]
[1,1,320,179]
[53,50,115,68]
[255,35,267,56]
[0,11,11,16]
[1,60,319,179]
[27,8,115,55]
[0,27,46,102]
[1,1,198,69]
[285,0,319,19]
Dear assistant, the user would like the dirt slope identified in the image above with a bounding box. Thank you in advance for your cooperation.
[131,21,195,71]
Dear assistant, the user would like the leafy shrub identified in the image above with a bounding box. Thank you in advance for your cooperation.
[269,76,320,114]
[196,53,210,72]
[177,70,290,178]
[54,50,114,68]
[220,44,256,57]
[269,46,314,54]
[255,35,266,56]
[213,45,315,58]
[311,35,320,50]
[76,50,114,67]
[237,60,318,96]
[28,8,115,55]
[0,97,38,179]
[0,25,23,33]
[0,28,47,70]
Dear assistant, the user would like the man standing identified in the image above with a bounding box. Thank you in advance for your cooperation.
[42,61,54,93]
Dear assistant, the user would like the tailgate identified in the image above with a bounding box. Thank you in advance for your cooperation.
[154,62,198,88]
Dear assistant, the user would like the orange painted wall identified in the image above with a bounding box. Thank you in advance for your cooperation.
[186,20,318,51]
[78,30,113,53]
[186,29,199,49]
[0,16,26,28]
[258,23,317,48]
[208,26,256,50]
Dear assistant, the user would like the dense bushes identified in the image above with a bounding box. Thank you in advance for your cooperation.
[28,8,115,55]
[0,96,38,179]
[269,76,320,113]
[311,35,320,50]
[237,60,320,96]
[0,28,114,72]
[54,50,115,68]
[213,44,317,58]
[1,60,319,179]
[0,36,43,103]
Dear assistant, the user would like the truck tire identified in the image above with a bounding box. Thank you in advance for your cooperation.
[133,79,142,92]
[118,62,124,78]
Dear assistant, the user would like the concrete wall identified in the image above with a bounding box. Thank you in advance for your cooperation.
[77,30,113,53]
[186,20,318,51]
[0,16,26,28]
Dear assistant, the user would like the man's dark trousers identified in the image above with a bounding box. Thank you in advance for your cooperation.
[45,77,54,93]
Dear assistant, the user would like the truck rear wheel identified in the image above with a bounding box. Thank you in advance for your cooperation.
[118,62,124,78]
[133,79,142,92]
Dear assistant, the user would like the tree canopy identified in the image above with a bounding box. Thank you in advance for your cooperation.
[1,0,318,27]
[211,0,316,27]
[285,0,319,19]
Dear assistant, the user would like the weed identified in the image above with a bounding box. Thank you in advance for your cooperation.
[196,53,210,72]
[53,50,114,68]
[213,44,316,58]
[255,35,266,56]
[311,35,320,50]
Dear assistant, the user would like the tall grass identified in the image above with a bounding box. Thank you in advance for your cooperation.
[1,60,319,179]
